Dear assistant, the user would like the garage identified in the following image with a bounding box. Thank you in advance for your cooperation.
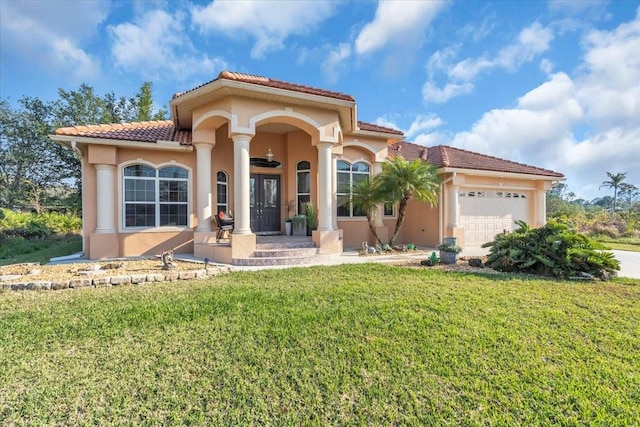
[459,190,530,247]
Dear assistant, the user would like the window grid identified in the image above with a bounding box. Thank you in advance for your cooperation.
[124,165,189,228]
[216,171,228,215]
[337,160,369,218]
[296,161,311,215]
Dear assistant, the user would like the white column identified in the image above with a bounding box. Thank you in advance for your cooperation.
[95,164,115,233]
[537,190,546,226]
[449,184,459,228]
[331,154,339,231]
[195,143,213,232]
[317,142,333,231]
[373,162,384,227]
[232,134,253,234]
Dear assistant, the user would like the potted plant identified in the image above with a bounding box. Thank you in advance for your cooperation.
[303,201,317,236]
[437,240,462,265]
[284,217,292,236]
[291,215,307,236]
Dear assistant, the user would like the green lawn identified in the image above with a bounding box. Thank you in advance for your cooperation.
[1,265,638,425]
[0,234,82,266]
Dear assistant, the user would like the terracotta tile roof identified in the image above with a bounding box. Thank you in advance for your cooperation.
[357,121,404,136]
[55,121,192,145]
[174,71,356,102]
[388,141,564,178]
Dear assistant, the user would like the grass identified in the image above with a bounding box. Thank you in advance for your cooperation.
[0,234,82,266]
[595,238,640,253]
[1,265,639,425]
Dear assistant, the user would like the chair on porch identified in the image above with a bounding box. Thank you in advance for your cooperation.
[214,213,234,242]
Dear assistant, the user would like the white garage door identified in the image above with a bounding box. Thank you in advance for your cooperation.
[459,190,530,247]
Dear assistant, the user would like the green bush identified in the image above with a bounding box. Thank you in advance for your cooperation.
[482,220,620,280]
[0,209,81,235]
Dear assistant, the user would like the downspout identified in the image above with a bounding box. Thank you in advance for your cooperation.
[70,140,86,256]
[439,172,456,244]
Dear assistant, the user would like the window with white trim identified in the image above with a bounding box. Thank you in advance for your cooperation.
[216,171,228,214]
[296,161,311,214]
[123,164,188,227]
[384,202,395,217]
[337,160,369,217]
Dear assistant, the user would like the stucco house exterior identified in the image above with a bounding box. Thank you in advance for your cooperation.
[51,71,564,263]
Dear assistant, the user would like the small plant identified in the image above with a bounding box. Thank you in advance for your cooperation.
[303,202,317,230]
[291,215,306,230]
[437,243,462,253]
[406,243,416,251]
[429,251,440,265]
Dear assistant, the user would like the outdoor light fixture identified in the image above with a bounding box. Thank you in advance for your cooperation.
[266,148,274,162]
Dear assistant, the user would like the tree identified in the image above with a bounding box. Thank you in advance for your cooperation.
[352,179,385,245]
[0,98,73,211]
[600,172,627,213]
[618,183,639,214]
[374,156,440,246]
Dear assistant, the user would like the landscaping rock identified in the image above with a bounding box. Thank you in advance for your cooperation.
[11,283,27,291]
[51,281,70,290]
[164,273,180,281]
[469,258,484,268]
[69,279,92,288]
[178,271,196,280]
[110,275,131,285]
[146,274,165,282]
[130,274,147,284]
[194,269,207,278]
[92,277,112,287]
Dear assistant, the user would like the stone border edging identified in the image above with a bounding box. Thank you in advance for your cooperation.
[1,265,231,292]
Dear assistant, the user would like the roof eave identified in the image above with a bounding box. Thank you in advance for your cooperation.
[437,166,564,181]
[50,135,193,152]
[170,78,357,132]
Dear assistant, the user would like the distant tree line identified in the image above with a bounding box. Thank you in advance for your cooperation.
[547,172,639,238]
[0,82,167,213]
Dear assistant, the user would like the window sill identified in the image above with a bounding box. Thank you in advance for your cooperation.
[119,226,192,234]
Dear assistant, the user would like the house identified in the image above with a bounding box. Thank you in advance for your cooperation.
[51,71,564,263]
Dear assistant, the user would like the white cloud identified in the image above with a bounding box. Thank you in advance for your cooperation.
[440,8,640,201]
[423,22,554,104]
[422,81,473,103]
[191,1,336,58]
[451,72,583,167]
[0,0,106,79]
[405,114,445,138]
[575,8,640,129]
[322,44,352,84]
[539,58,554,74]
[355,0,447,55]
[109,9,227,81]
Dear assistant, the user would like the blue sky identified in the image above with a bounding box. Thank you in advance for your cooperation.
[1,0,638,200]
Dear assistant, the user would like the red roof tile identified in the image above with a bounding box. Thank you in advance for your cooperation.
[175,71,356,102]
[357,121,404,136]
[55,121,192,145]
[388,141,564,178]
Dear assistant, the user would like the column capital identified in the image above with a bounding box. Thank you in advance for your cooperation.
[94,164,115,171]
[194,142,214,151]
[230,133,254,144]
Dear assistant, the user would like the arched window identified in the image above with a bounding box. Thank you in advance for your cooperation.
[296,161,311,214]
[123,164,188,228]
[336,160,369,217]
[216,171,229,214]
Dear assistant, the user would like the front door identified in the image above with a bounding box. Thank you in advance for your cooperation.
[250,174,281,233]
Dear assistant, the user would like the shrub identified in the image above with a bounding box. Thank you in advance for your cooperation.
[482,220,620,280]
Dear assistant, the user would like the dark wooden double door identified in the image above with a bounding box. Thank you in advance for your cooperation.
[250,174,281,233]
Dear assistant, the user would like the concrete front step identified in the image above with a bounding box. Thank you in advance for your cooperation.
[255,241,316,250]
[233,253,335,266]
[253,247,318,258]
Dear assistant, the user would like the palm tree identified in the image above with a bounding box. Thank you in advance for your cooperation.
[375,156,440,246]
[351,179,384,245]
[600,172,627,214]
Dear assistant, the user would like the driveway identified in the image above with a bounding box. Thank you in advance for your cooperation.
[612,250,640,280]
[461,247,640,280]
